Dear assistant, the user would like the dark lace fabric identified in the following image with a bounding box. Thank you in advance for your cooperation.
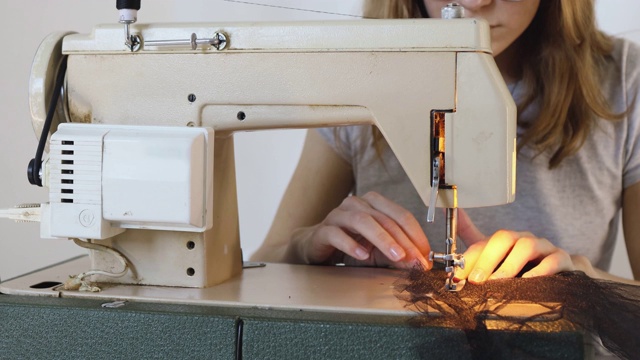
[394,268,640,359]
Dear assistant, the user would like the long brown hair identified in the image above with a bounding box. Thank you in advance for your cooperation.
[364,0,623,168]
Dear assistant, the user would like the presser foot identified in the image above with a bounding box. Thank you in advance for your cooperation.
[445,271,465,292]
[430,250,465,292]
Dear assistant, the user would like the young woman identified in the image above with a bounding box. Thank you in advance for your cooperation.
[251,0,640,285]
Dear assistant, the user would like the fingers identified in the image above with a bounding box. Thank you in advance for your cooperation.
[456,229,577,284]
[488,235,557,279]
[339,246,422,269]
[456,230,519,283]
[521,249,575,277]
[302,225,370,264]
[362,192,431,254]
[319,192,431,268]
[453,241,484,281]
[325,205,407,263]
[361,192,432,269]
[306,191,586,277]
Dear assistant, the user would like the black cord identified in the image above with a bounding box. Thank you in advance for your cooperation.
[235,318,244,360]
[415,0,429,18]
[28,55,68,187]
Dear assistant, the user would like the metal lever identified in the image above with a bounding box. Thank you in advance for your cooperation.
[426,157,440,222]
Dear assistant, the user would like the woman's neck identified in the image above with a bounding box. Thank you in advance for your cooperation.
[494,40,523,85]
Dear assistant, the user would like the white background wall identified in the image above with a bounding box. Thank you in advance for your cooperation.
[0,0,638,281]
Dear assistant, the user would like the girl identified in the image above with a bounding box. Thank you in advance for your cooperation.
[251,0,640,286]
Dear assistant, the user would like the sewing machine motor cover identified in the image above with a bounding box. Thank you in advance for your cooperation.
[44,123,214,240]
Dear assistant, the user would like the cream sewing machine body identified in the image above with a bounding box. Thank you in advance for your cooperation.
[18,6,516,290]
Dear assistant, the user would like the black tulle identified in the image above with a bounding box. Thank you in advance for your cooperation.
[394,268,640,359]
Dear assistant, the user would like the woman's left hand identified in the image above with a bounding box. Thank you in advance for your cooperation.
[454,209,597,284]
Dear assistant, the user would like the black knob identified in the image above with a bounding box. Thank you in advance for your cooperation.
[116,0,141,10]
[27,158,40,186]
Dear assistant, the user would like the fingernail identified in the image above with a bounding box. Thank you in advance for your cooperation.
[469,269,486,283]
[354,247,370,260]
[389,246,405,261]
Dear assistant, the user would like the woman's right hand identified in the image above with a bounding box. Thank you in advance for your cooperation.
[286,191,432,269]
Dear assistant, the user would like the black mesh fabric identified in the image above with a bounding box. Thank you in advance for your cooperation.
[394,268,640,359]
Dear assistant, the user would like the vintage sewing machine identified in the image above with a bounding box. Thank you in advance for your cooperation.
[12,1,515,290]
[0,3,588,359]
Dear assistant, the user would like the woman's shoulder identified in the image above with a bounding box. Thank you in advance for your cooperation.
[599,37,640,115]
[316,125,370,144]
[608,36,640,85]
[315,125,373,160]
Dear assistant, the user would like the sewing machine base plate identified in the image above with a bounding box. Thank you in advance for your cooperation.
[0,256,587,359]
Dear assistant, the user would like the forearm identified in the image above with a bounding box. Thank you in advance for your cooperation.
[571,254,640,285]
[591,268,640,285]
[250,130,354,265]
[249,243,289,263]
[250,225,316,264]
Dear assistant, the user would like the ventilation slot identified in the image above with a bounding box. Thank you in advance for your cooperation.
[59,141,75,204]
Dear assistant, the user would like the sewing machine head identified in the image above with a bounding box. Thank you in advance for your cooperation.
[24,3,516,289]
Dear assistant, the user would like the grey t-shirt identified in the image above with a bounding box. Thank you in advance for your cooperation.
[317,38,640,271]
